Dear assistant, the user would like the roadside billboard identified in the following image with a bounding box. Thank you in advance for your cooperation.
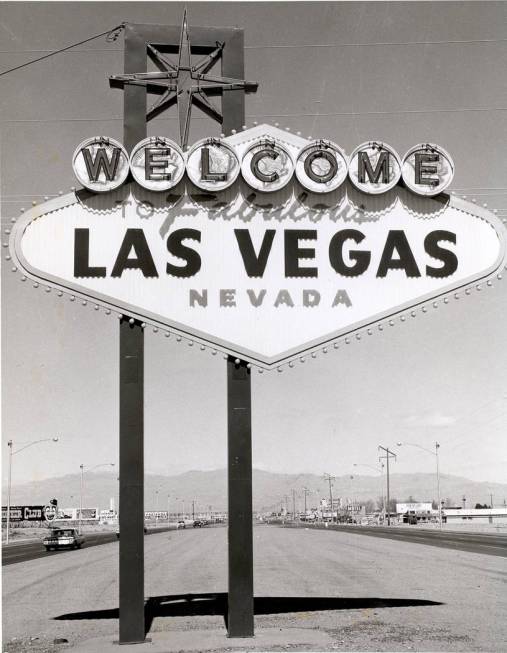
[396,502,432,513]
[2,505,45,522]
[144,511,168,520]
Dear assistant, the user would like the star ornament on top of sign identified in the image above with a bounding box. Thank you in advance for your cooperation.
[109,10,258,149]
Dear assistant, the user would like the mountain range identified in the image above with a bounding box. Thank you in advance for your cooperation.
[4,469,507,513]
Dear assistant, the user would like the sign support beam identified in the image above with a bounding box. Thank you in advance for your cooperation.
[117,20,252,643]
[119,318,145,644]
[227,357,254,637]
[119,24,147,645]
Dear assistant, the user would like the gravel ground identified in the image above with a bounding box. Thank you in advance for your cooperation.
[3,524,506,652]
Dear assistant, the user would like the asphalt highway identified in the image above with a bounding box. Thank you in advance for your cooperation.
[283,523,507,557]
[3,524,507,652]
[2,531,118,566]
[1,526,176,566]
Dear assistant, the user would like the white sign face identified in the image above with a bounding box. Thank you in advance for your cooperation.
[10,126,506,369]
[396,503,433,513]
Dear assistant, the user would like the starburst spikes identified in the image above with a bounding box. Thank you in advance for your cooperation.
[109,10,258,149]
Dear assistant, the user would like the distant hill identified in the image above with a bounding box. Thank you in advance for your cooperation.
[3,469,507,513]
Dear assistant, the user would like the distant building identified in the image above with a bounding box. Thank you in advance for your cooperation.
[396,502,435,524]
[443,508,507,524]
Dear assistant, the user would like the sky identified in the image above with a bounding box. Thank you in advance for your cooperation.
[1,1,507,487]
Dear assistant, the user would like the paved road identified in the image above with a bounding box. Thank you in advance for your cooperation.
[3,524,507,652]
[2,526,177,566]
[282,523,507,557]
[2,532,118,566]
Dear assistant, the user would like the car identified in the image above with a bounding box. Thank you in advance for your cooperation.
[193,520,203,528]
[177,520,186,529]
[42,528,84,551]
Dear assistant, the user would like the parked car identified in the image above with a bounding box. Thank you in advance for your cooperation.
[177,520,186,529]
[193,520,203,527]
[42,528,84,551]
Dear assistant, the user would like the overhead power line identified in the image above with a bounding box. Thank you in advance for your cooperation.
[0,23,125,79]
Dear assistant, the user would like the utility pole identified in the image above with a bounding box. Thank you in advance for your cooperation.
[292,489,296,521]
[378,446,396,526]
[79,464,84,535]
[192,500,195,520]
[302,487,310,516]
[284,494,289,517]
[323,473,335,522]
[489,493,493,509]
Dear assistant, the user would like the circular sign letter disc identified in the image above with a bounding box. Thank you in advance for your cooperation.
[130,137,185,191]
[348,141,401,194]
[186,138,240,191]
[296,140,348,193]
[241,139,294,192]
[72,137,129,193]
[402,143,454,196]
[44,505,57,521]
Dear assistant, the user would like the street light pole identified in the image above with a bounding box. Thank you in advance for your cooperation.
[6,440,13,545]
[353,462,385,522]
[397,441,442,529]
[323,473,335,522]
[79,462,115,535]
[5,437,59,544]
[378,446,396,526]
[79,464,84,535]
[302,487,310,516]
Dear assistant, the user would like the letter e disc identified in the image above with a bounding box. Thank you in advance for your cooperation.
[296,140,348,193]
[241,139,294,192]
[402,143,454,196]
[186,138,240,191]
[349,141,401,194]
[73,136,129,193]
[130,137,185,191]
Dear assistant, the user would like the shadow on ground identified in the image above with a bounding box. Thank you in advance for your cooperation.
[54,593,443,636]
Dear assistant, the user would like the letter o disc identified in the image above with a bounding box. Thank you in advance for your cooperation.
[241,139,294,192]
[130,137,185,191]
[72,137,129,193]
[348,141,401,194]
[186,139,240,191]
[402,143,454,196]
[295,140,348,193]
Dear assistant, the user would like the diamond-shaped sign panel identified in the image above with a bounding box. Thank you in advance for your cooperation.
[9,126,506,368]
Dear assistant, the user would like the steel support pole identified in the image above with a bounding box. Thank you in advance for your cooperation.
[227,357,254,637]
[119,317,145,644]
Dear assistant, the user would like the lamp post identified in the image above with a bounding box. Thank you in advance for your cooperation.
[323,473,335,522]
[397,441,441,529]
[5,437,59,544]
[302,487,310,517]
[353,462,385,522]
[79,462,115,534]
[378,446,396,526]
